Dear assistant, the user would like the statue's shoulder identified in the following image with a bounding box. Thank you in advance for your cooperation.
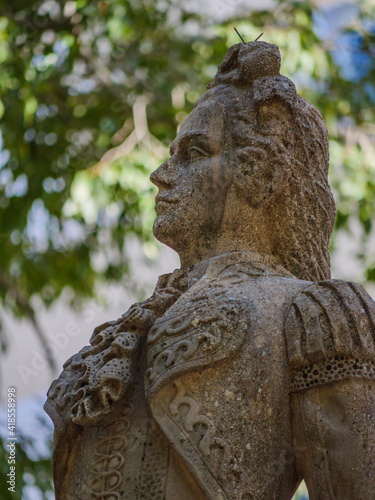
[284,279,375,391]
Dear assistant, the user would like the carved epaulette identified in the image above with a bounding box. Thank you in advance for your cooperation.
[285,280,375,392]
[146,288,250,399]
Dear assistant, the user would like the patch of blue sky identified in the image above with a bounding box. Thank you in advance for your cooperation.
[313,2,374,83]
[334,31,373,82]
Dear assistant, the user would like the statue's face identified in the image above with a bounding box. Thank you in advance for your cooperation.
[150,98,230,257]
[150,92,295,264]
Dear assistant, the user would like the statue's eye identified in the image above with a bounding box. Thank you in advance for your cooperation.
[189,146,208,160]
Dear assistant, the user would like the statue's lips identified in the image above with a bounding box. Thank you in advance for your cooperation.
[155,194,178,214]
[155,194,177,203]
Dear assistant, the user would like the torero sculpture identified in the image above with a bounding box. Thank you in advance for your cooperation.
[45,41,375,500]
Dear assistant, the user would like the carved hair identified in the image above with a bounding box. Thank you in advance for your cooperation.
[199,42,336,282]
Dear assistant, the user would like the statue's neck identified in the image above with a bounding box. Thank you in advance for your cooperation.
[177,189,275,269]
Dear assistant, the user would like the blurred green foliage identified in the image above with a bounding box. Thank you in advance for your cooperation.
[0,1,374,496]
[0,424,53,499]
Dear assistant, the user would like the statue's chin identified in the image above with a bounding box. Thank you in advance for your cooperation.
[152,216,179,250]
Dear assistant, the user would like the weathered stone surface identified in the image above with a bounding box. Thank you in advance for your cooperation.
[45,41,375,499]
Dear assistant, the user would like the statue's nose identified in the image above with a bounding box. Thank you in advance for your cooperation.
[150,159,173,188]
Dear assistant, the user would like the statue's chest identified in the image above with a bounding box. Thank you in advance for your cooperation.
[145,277,286,398]
[146,277,295,499]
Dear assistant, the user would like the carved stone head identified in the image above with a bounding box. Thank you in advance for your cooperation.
[151,42,336,282]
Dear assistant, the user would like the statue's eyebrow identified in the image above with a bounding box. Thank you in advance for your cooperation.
[170,131,211,156]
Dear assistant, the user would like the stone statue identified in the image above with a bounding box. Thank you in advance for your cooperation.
[45,41,375,500]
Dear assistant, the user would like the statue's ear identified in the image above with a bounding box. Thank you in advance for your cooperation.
[232,99,294,207]
[233,142,292,207]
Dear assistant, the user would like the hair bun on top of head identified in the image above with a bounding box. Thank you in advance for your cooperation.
[207,41,281,89]
[207,41,297,108]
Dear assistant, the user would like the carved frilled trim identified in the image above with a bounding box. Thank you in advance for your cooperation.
[45,269,189,429]
[285,279,375,392]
